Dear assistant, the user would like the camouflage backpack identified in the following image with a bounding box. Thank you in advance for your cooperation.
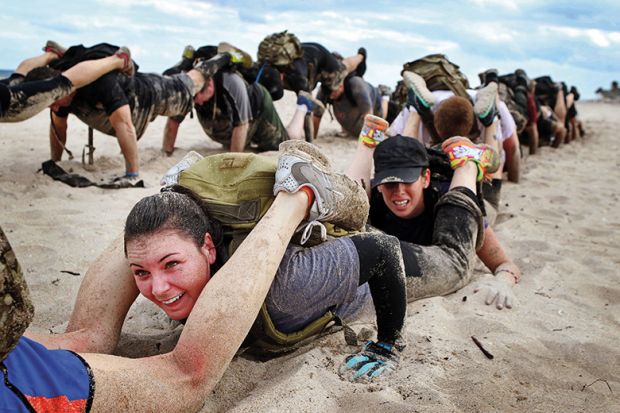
[402,54,470,98]
[393,54,471,108]
[257,30,303,66]
[178,152,358,353]
[392,54,472,143]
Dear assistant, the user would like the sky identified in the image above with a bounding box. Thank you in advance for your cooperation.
[1,0,619,99]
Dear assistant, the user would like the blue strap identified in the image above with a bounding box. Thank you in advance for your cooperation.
[255,63,266,84]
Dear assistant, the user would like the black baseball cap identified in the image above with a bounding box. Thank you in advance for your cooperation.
[371,135,429,188]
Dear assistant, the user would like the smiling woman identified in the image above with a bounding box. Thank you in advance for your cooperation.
[123,188,226,321]
[127,229,216,320]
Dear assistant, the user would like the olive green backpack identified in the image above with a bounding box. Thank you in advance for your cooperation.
[178,152,354,353]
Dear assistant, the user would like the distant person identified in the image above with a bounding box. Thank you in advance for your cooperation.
[36,44,233,182]
[256,31,366,98]
[312,74,390,139]
[0,41,132,123]
[162,49,324,153]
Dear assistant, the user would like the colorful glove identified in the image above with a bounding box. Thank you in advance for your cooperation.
[339,340,401,382]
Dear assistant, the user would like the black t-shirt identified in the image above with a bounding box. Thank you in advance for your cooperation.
[369,186,440,246]
[281,42,341,93]
[55,71,131,135]
[55,71,192,138]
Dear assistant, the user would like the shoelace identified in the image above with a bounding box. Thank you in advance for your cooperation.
[299,220,327,245]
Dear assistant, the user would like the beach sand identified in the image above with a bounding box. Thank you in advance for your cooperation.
[1,95,618,412]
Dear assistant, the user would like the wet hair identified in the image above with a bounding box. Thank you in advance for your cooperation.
[24,66,61,82]
[434,96,474,141]
[124,185,227,273]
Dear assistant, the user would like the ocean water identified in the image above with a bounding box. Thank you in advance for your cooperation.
[0,69,12,79]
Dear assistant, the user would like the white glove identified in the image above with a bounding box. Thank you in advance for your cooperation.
[160,151,203,186]
[473,272,516,310]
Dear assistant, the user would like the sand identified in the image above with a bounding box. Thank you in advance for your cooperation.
[1,95,618,412]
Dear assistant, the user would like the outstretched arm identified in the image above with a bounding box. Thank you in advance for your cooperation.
[229,122,250,152]
[163,117,182,155]
[26,234,139,354]
[63,53,130,91]
[476,226,519,276]
[345,140,374,197]
[346,114,390,197]
[474,226,521,310]
[109,104,140,175]
[49,112,68,161]
[82,191,309,412]
[15,50,61,76]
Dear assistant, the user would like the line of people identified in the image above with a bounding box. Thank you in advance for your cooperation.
[1,33,586,412]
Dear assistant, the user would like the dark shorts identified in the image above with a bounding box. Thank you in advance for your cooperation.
[538,114,557,141]
[1,337,94,412]
[248,84,289,151]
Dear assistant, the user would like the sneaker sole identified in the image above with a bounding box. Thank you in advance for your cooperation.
[402,71,436,108]
[279,141,332,171]
[474,83,497,118]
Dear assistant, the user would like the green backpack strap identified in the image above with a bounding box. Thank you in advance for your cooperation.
[257,303,336,348]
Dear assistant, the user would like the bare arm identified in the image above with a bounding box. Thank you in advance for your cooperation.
[476,226,521,281]
[503,130,521,183]
[26,234,139,353]
[345,140,374,197]
[229,122,250,152]
[82,192,308,412]
[163,117,181,155]
[402,110,422,139]
[109,104,140,174]
[49,112,68,161]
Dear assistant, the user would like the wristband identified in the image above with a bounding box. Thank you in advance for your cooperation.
[298,186,315,217]
[495,268,519,283]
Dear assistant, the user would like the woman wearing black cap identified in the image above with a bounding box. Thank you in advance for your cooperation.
[348,115,521,311]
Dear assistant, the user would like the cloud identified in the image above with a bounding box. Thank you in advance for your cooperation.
[468,0,521,11]
[541,24,620,48]
[0,0,618,99]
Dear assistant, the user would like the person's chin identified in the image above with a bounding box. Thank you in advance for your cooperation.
[159,294,192,320]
